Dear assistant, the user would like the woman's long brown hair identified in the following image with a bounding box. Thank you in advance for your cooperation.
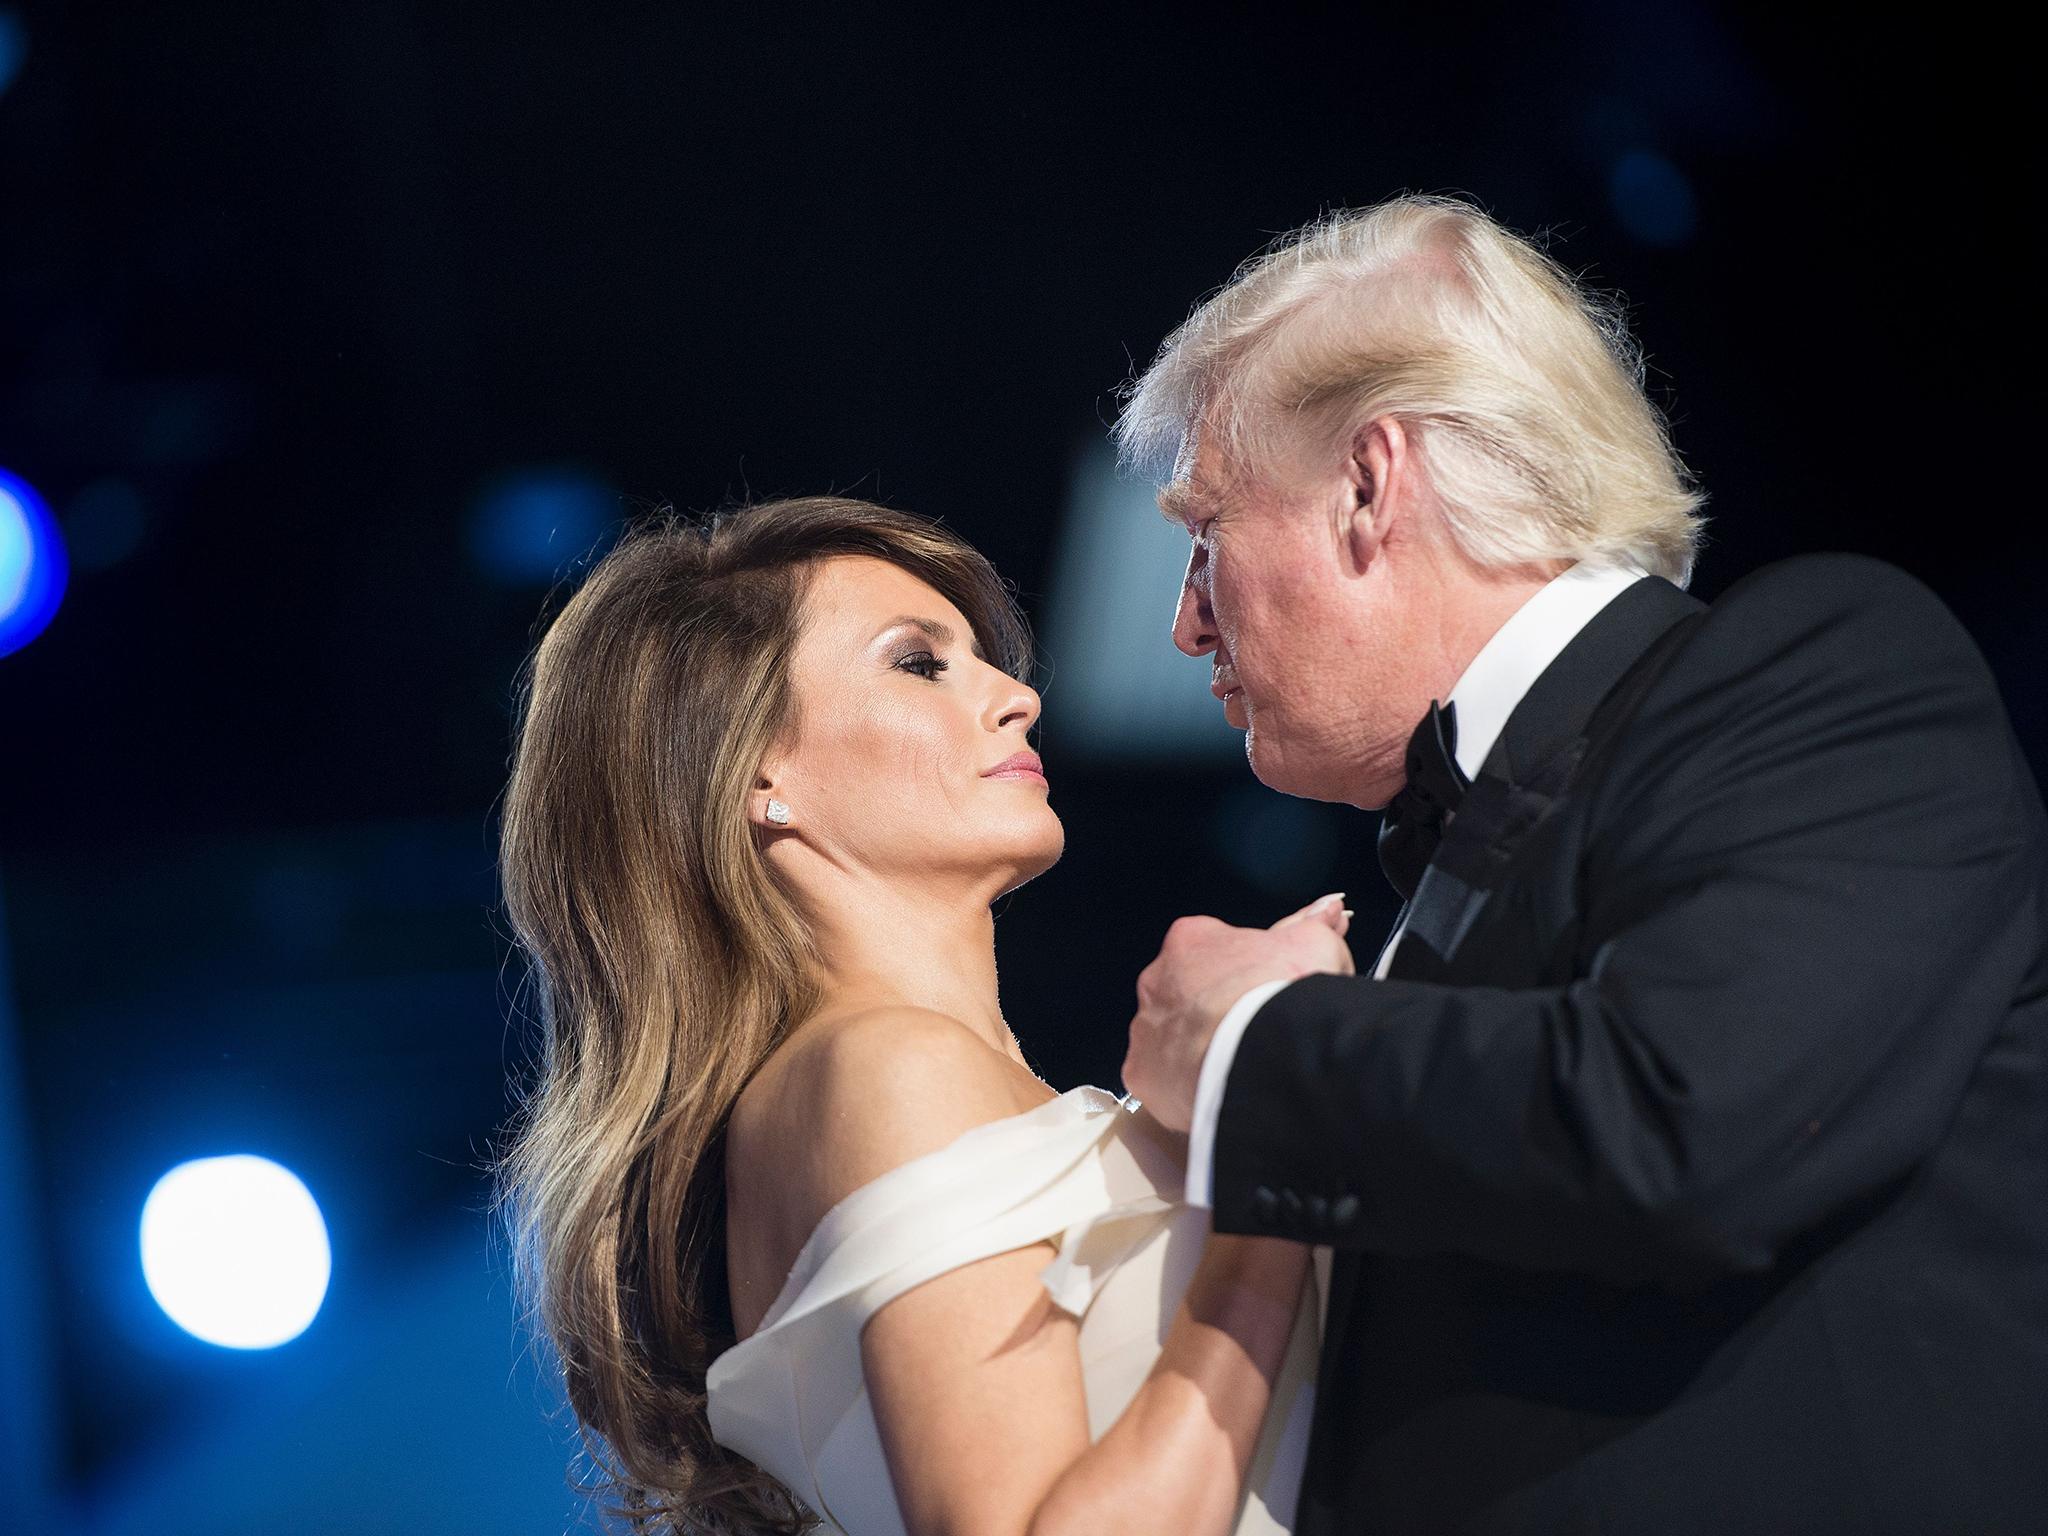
[492,497,1032,1532]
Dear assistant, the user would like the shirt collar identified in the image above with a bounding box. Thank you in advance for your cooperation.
[1444,562,1649,780]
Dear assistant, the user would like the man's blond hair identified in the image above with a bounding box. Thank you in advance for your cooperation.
[1116,195,1708,583]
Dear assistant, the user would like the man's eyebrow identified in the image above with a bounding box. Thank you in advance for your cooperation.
[1156,481,1209,527]
[873,615,987,661]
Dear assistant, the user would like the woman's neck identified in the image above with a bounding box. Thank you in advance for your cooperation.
[801,876,1026,1069]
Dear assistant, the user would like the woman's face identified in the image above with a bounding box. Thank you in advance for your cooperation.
[762,555,1062,900]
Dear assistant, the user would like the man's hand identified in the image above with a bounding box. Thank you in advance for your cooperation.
[1122,893,1355,1132]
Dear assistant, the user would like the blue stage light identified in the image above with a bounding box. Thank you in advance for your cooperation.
[469,465,617,585]
[140,1155,332,1349]
[1609,150,1699,248]
[64,477,147,571]
[0,9,26,102]
[1212,783,1342,899]
[0,468,68,658]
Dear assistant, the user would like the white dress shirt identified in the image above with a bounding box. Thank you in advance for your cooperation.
[1182,561,1651,1207]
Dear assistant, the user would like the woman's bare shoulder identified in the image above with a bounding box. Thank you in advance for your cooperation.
[742,1008,1053,1211]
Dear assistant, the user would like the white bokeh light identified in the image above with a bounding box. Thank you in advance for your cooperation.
[140,1154,331,1349]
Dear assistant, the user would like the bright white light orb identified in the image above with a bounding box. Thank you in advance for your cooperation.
[140,1155,332,1349]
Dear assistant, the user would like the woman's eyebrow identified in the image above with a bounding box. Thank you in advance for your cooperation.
[871,615,987,661]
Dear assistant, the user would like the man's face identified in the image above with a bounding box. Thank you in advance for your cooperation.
[1165,433,1407,805]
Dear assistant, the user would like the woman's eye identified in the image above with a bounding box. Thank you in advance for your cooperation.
[897,652,950,680]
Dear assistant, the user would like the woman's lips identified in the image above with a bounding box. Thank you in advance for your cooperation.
[983,750,1045,783]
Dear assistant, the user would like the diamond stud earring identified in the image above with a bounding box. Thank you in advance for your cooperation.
[764,799,791,826]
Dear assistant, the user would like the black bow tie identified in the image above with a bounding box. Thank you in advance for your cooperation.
[1378,699,1472,901]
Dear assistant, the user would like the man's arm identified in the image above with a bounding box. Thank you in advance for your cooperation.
[1209,555,2045,1289]
[1182,979,1294,1207]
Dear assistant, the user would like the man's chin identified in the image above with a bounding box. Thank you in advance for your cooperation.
[1248,730,1394,809]
[1244,729,1312,799]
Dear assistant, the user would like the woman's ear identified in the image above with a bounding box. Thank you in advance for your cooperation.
[751,772,792,829]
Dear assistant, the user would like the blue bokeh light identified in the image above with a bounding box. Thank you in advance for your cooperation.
[1609,149,1700,248]
[0,9,27,101]
[468,465,617,585]
[0,467,68,658]
[140,1154,332,1349]
[1212,782,1343,899]
[64,477,148,571]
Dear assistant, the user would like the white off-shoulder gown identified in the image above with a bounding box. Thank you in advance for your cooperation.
[707,1085,1324,1536]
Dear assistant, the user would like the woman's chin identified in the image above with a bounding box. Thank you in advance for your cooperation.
[992,826,1065,896]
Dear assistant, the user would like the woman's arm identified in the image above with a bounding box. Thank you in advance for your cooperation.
[818,1009,1309,1536]
[1022,1232,1308,1536]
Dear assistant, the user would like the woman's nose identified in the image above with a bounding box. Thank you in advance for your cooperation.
[991,677,1039,732]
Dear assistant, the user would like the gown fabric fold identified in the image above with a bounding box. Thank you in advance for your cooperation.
[708,1086,1321,1536]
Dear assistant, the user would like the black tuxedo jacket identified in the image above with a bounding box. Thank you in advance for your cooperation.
[1212,555,2048,1534]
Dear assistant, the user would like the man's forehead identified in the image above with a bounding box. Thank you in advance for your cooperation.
[1157,431,1227,523]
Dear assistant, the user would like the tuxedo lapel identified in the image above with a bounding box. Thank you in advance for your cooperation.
[1480,575,1706,786]
[1331,577,1712,1378]
[1387,575,1707,982]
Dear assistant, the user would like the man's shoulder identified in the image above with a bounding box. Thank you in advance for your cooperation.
[1673,552,1986,689]
[1594,551,2014,819]
[1701,551,1963,634]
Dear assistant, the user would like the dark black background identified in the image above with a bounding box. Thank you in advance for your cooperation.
[0,0,2037,1494]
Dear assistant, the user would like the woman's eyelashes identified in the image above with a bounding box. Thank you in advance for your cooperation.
[895,651,950,681]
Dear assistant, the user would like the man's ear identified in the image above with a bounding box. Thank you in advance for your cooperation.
[1341,416,1408,571]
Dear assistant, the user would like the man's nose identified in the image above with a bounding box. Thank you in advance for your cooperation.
[1172,548,1216,657]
